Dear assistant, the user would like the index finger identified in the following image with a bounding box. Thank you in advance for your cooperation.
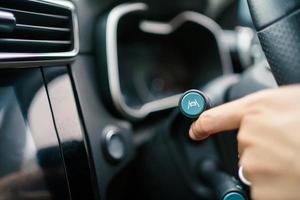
[189,93,260,140]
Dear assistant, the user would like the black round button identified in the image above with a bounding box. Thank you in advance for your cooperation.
[102,126,126,163]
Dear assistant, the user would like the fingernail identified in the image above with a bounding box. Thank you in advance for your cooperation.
[189,127,208,141]
[189,128,197,140]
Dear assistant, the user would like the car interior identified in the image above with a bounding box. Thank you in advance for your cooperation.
[0,0,299,199]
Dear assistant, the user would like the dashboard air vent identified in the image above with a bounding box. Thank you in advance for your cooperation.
[0,0,78,64]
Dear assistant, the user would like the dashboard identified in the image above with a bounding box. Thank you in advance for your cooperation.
[96,2,233,120]
[0,0,262,200]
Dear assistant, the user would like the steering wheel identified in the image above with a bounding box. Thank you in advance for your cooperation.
[247,0,300,85]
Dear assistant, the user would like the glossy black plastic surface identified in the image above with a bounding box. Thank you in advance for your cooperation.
[43,66,96,200]
[70,56,135,199]
[0,68,70,200]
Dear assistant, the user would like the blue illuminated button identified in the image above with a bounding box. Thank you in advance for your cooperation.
[223,192,245,200]
[179,90,209,118]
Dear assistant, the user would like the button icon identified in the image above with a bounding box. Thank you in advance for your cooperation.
[179,90,210,118]
[188,99,200,110]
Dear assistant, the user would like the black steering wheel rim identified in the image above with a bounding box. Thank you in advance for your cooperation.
[247,0,300,85]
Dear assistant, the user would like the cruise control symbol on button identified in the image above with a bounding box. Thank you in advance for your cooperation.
[179,90,210,119]
[188,99,200,110]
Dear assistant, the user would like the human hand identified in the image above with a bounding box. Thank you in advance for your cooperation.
[189,85,300,200]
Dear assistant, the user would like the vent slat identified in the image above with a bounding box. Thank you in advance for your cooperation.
[16,24,70,33]
[0,38,72,53]
[0,38,71,44]
[0,24,71,40]
[0,7,69,20]
[0,7,70,28]
[0,0,70,16]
